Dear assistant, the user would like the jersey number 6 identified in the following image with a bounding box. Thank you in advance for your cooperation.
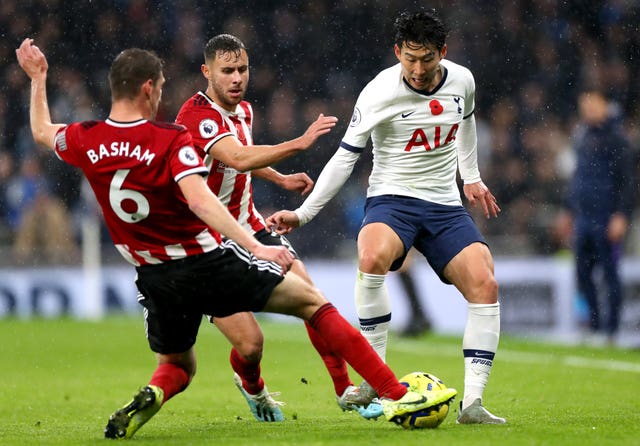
[109,169,150,223]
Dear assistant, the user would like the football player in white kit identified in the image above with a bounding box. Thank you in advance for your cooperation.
[268,9,505,424]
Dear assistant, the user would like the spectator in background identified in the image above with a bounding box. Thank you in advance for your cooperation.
[7,153,78,264]
[0,150,15,243]
[2,0,640,263]
[555,86,635,346]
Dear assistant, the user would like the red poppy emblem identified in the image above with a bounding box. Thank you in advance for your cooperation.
[429,99,443,115]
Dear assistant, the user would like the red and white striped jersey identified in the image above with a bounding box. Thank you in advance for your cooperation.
[54,118,221,266]
[175,92,266,234]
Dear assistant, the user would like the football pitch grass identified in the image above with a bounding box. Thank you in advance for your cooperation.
[1,316,638,445]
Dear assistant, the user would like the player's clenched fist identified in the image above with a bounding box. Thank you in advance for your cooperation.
[266,210,300,235]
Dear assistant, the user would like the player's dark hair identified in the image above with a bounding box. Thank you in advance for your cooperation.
[108,48,163,100]
[204,34,247,62]
[394,9,449,51]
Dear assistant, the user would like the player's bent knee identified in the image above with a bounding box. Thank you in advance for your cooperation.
[358,250,393,275]
[482,275,499,303]
[471,275,499,304]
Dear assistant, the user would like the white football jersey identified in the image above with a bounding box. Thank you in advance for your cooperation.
[342,58,475,206]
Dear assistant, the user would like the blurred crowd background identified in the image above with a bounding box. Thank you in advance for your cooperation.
[0,0,639,265]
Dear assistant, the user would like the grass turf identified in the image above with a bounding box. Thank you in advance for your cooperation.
[1,315,639,445]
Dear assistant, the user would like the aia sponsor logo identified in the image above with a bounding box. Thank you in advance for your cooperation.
[403,124,458,152]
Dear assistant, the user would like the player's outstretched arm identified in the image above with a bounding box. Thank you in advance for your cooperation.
[282,146,361,228]
[253,168,314,196]
[297,113,339,150]
[209,113,337,172]
[266,210,300,235]
[15,38,65,150]
[265,146,361,234]
[179,174,294,272]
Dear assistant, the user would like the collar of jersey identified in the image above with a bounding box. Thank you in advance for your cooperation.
[402,65,448,96]
[197,91,240,116]
[106,118,148,127]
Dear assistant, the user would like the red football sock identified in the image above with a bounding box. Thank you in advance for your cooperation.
[230,347,264,394]
[304,320,353,396]
[309,303,407,400]
[149,363,191,403]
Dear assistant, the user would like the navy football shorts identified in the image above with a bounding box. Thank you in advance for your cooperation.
[361,194,487,283]
[135,239,284,354]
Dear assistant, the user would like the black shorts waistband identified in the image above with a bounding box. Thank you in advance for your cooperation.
[135,248,222,273]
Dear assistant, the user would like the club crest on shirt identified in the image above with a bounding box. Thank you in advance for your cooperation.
[178,146,200,166]
[350,107,361,127]
[199,119,218,138]
[453,96,462,114]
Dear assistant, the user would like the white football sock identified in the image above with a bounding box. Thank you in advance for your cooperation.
[355,270,391,362]
[462,302,500,409]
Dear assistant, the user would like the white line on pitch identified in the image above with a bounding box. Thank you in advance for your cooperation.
[390,339,640,374]
[263,322,640,374]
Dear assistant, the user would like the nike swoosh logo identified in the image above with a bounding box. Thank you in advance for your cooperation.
[474,352,493,357]
[401,394,428,406]
[412,395,427,404]
[401,111,415,118]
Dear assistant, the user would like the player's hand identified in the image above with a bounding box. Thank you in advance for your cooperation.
[266,210,300,235]
[279,172,314,195]
[299,113,338,149]
[463,181,500,219]
[15,38,48,80]
[252,244,294,274]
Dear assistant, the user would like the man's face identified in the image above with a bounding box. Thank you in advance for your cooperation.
[203,49,249,111]
[394,42,446,91]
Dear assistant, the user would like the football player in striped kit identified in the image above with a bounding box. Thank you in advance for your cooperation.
[176,34,364,419]
[268,9,506,424]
